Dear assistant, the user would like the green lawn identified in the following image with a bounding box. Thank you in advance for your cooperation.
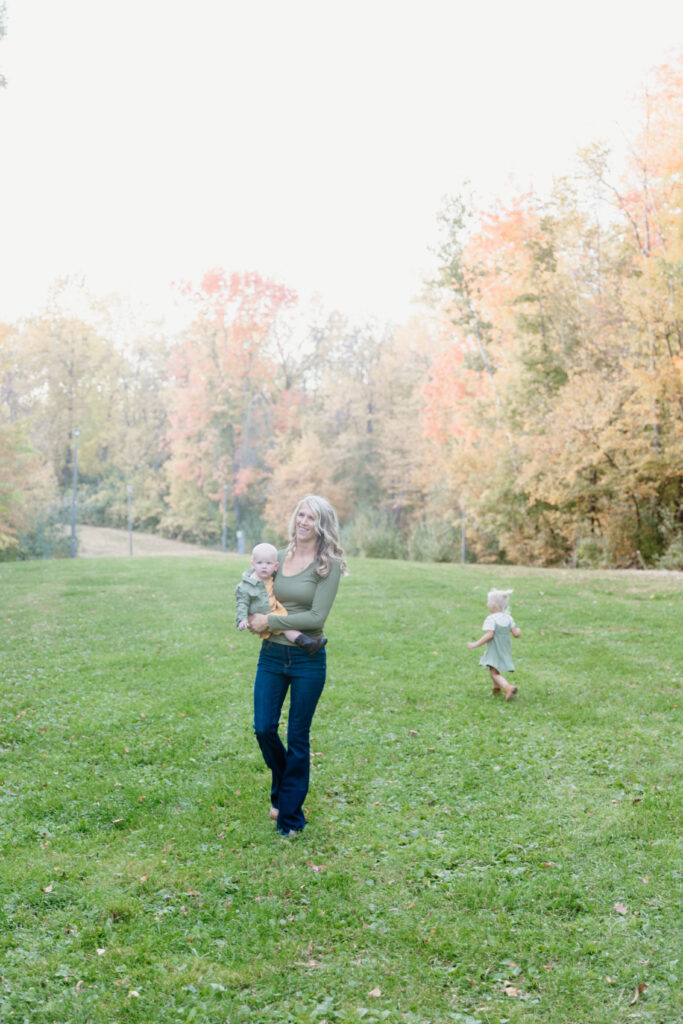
[0,556,681,1024]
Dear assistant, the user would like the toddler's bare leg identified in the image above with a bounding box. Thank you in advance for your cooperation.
[490,667,502,695]
[283,629,301,643]
[490,667,517,701]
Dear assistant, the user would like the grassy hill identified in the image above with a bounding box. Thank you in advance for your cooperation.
[0,556,681,1023]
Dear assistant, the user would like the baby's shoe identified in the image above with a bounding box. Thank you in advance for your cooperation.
[294,634,328,656]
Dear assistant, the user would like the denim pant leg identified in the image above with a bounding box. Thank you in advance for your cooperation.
[253,641,326,834]
[253,642,291,809]
[278,647,326,832]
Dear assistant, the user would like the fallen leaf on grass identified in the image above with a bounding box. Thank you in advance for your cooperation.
[540,861,557,867]
[307,862,326,872]
[614,902,628,915]
[503,984,521,997]
[41,884,53,893]
[605,976,616,984]
[368,986,382,998]
[629,982,647,1005]
[75,980,84,993]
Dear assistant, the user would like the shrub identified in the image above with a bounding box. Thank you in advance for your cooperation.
[3,501,72,561]
[342,507,403,559]
[656,534,683,570]
[407,520,462,562]
[573,535,613,569]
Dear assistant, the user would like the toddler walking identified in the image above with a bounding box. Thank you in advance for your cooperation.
[467,588,521,701]
[235,542,327,656]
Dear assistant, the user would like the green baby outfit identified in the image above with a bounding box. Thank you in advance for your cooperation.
[234,570,271,625]
[478,611,516,673]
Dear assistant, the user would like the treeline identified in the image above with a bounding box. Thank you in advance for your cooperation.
[1,57,681,567]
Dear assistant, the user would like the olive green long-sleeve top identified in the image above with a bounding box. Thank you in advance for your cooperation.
[265,551,341,645]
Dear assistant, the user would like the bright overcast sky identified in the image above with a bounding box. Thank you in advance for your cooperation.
[0,0,681,328]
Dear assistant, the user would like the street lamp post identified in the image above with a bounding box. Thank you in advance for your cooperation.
[70,428,81,558]
[127,485,133,556]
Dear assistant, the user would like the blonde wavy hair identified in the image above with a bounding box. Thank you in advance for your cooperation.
[285,495,349,578]
[487,588,513,612]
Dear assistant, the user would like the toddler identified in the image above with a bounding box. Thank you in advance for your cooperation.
[467,588,521,701]
[235,542,327,656]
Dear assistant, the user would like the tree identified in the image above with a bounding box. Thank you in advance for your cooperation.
[163,270,299,544]
[421,52,683,566]
[0,324,56,554]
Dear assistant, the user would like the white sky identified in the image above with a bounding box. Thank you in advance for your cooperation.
[0,0,681,329]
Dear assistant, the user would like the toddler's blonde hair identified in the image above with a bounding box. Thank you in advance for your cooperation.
[252,542,278,561]
[487,588,513,612]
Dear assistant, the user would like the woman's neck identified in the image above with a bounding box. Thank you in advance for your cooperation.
[291,538,317,563]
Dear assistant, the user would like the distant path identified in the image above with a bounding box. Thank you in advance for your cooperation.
[76,525,227,558]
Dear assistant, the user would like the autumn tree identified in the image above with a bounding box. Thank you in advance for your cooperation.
[0,323,58,556]
[163,269,299,544]
[263,310,440,557]
[422,53,683,566]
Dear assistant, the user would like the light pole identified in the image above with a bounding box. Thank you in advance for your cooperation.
[127,485,133,556]
[70,428,81,558]
[221,483,227,553]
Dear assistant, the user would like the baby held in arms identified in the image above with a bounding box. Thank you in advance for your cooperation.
[234,542,327,656]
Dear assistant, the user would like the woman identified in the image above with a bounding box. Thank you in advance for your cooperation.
[248,495,348,837]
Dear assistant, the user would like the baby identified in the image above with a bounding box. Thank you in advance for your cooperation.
[235,542,327,656]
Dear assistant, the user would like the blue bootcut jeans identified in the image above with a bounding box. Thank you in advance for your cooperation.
[253,639,326,834]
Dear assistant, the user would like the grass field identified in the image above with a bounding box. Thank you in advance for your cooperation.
[0,555,681,1024]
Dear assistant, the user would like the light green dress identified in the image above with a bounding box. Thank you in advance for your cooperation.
[478,611,516,673]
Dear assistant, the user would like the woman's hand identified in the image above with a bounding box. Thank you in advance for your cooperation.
[248,613,269,634]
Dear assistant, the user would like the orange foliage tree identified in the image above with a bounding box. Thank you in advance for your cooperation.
[163,270,299,543]
[421,53,683,565]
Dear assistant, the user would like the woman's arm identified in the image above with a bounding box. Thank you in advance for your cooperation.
[467,630,494,650]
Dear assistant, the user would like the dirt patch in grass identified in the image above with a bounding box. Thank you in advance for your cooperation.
[75,525,225,558]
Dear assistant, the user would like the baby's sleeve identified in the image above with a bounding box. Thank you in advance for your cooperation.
[234,583,250,624]
[482,614,496,631]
